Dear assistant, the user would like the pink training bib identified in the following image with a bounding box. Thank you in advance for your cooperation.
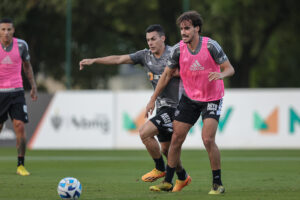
[179,37,224,102]
[0,37,23,89]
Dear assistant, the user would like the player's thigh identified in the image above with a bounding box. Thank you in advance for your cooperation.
[139,120,159,139]
[202,118,218,140]
[9,103,28,123]
[172,120,193,143]
[160,141,171,156]
[174,95,201,126]
[0,92,11,124]
[150,107,175,142]
[9,91,28,123]
[201,99,223,139]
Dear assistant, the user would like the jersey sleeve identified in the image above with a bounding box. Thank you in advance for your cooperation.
[17,39,30,61]
[129,49,147,65]
[207,39,228,64]
[167,42,180,69]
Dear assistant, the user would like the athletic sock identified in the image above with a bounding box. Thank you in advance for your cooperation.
[176,168,187,181]
[153,156,165,172]
[164,165,176,184]
[18,156,24,166]
[212,169,222,185]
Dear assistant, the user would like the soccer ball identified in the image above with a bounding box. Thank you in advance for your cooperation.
[57,177,82,200]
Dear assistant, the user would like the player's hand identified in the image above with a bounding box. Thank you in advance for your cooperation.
[30,87,38,101]
[208,72,223,82]
[145,100,155,118]
[79,59,95,70]
[172,68,180,77]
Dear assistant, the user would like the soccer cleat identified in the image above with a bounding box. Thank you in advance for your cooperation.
[17,165,30,176]
[141,168,166,182]
[172,175,192,192]
[149,181,173,192]
[208,184,225,194]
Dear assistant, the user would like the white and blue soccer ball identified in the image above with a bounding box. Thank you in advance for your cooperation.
[57,177,82,200]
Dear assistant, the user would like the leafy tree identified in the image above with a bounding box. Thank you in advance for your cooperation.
[190,0,300,87]
[1,0,299,89]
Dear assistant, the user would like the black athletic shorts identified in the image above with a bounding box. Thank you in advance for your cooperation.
[150,106,176,142]
[0,90,28,123]
[174,95,223,125]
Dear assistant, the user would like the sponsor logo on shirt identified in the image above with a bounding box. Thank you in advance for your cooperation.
[160,113,171,124]
[175,109,180,117]
[207,103,218,111]
[1,55,13,64]
[190,60,204,71]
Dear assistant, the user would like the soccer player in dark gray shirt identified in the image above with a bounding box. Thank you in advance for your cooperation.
[79,25,189,187]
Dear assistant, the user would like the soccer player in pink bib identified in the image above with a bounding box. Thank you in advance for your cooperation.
[0,18,37,176]
[146,11,235,194]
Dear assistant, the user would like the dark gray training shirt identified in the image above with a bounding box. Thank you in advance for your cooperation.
[130,45,180,109]
[1,38,30,61]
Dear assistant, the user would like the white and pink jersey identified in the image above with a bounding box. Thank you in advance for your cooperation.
[179,37,224,102]
[0,37,23,89]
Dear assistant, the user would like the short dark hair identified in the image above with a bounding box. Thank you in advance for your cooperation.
[0,18,14,25]
[145,24,165,36]
[177,11,203,33]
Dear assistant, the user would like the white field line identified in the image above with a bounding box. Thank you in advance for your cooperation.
[0,156,300,161]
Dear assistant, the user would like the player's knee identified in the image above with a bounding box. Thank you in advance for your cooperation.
[202,136,215,147]
[171,133,185,148]
[139,132,149,145]
[139,129,152,145]
[161,147,168,157]
[139,125,146,140]
[13,121,25,136]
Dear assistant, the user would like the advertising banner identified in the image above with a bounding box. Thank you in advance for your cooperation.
[27,89,300,149]
[115,91,153,149]
[183,89,300,149]
[29,91,115,149]
[114,89,300,149]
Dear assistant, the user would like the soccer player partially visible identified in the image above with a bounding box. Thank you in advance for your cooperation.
[0,18,38,176]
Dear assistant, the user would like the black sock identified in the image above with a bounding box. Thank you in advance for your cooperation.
[212,169,222,185]
[18,156,24,166]
[176,168,187,181]
[153,156,165,172]
[164,165,176,184]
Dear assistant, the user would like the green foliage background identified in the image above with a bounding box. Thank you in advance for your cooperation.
[1,0,300,89]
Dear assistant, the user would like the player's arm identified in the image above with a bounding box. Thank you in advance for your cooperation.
[22,61,38,101]
[208,60,235,81]
[79,55,134,70]
[145,66,176,118]
[207,39,235,81]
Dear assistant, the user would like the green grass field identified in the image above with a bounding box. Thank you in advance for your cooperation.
[0,148,299,200]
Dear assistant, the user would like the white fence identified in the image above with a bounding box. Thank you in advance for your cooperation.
[28,89,300,149]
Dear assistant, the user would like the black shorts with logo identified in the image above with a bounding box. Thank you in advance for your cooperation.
[150,106,175,142]
[174,95,223,125]
[0,90,28,123]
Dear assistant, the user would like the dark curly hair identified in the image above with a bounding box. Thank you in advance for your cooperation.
[176,11,203,33]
